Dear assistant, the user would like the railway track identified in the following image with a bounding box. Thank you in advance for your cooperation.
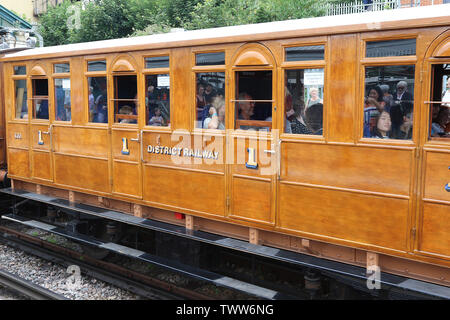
[0,223,253,300]
[0,268,67,300]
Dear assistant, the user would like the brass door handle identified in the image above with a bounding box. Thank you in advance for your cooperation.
[130,133,140,142]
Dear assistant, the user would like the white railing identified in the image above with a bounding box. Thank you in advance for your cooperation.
[325,0,411,16]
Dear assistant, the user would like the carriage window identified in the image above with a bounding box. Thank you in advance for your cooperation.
[284,69,324,135]
[113,75,137,124]
[54,63,70,73]
[196,52,225,66]
[14,66,26,75]
[196,72,225,129]
[88,60,106,72]
[366,39,416,58]
[88,77,108,123]
[54,78,71,121]
[14,80,28,119]
[145,74,170,126]
[145,56,169,69]
[32,79,49,120]
[235,71,272,131]
[363,65,415,139]
[285,45,324,61]
[429,64,450,139]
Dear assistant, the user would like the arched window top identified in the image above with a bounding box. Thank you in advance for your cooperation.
[232,43,275,67]
[433,40,450,58]
[111,56,136,72]
[30,65,46,76]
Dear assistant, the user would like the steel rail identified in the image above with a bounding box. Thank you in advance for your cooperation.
[0,226,209,300]
[0,268,67,300]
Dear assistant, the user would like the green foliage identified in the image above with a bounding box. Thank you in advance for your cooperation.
[131,24,172,37]
[38,0,342,45]
[38,1,73,46]
[71,0,136,43]
[39,0,143,46]
[184,0,328,30]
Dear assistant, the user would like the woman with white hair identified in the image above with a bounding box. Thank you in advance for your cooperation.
[306,87,323,108]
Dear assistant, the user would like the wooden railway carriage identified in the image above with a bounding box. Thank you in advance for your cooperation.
[2,5,450,288]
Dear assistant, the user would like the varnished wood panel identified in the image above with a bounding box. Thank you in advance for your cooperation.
[327,34,357,143]
[281,142,412,196]
[31,124,51,151]
[32,150,52,181]
[231,136,275,178]
[143,165,225,216]
[111,129,140,162]
[8,148,30,177]
[0,62,5,167]
[231,177,272,224]
[171,48,191,130]
[419,202,450,258]
[54,154,109,192]
[112,161,141,197]
[278,183,409,251]
[68,57,84,125]
[53,126,108,158]
[7,123,29,149]
[423,150,450,202]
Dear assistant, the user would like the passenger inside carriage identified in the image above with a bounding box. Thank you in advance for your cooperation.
[204,82,217,104]
[364,65,415,140]
[237,92,255,121]
[392,104,413,140]
[371,110,392,139]
[195,73,225,128]
[431,106,450,137]
[35,99,48,119]
[148,107,165,126]
[145,74,170,126]
[305,103,323,135]
[203,95,225,130]
[118,105,136,124]
[290,101,312,135]
[363,86,385,138]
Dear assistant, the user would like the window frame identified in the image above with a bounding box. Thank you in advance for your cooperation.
[192,49,227,133]
[11,64,28,121]
[30,76,50,122]
[426,62,450,143]
[112,73,139,126]
[84,57,109,126]
[359,32,419,145]
[142,54,171,129]
[51,61,72,123]
[280,39,327,140]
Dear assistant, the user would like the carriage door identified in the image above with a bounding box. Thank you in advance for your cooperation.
[416,33,450,260]
[229,43,278,225]
[30,65,54,183]
[110,56,142,199]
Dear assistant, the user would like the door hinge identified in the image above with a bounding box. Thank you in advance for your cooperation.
[226,196,230,208]
[415,148,420,159]
[411,227,416,240]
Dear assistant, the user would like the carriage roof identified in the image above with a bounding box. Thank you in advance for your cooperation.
[2,4,450,62]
